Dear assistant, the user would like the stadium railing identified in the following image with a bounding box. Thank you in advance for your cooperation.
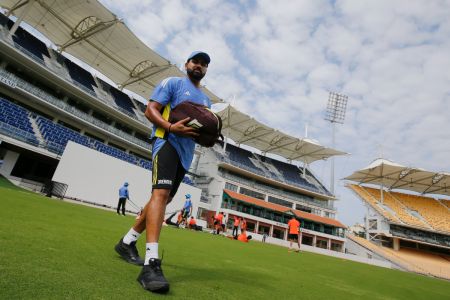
[0,28,149,127]
[221,145,330,196]
[220,169,334,210]
[0,69,152,150]
[0,121,39,146]
[0,96,152,170]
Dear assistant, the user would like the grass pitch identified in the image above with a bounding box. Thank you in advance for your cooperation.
[0,177,449,299]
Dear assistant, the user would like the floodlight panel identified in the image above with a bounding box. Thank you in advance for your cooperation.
[325,92,348,124]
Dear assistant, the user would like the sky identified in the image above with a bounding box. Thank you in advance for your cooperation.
[97,0,450,226]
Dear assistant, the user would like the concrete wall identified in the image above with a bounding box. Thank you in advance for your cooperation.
[0,149,19,177]
[52,142,202,217]
[345,238,394,269]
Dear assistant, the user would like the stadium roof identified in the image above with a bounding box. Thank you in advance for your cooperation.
[2,1,345,165]
[344,158,450,197]
[215,104,347,163]
[223,189,346,228]
[1,0,221,102]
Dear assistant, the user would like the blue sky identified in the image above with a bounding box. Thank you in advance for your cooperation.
[98,0,450,226]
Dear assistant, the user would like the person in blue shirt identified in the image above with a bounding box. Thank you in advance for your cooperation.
[180,193,193,223]
[116,182,129,216]
[114,51,211,294]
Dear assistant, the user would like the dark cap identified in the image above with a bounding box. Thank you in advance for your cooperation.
[187,51,211,64]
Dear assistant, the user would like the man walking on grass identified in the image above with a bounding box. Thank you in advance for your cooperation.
[114,51,211,294]
[287,216,301,252]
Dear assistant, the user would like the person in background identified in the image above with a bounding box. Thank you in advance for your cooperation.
[180,194,193,223]
[237,230,252,243]
[232,216,240,238]
[262,232,268,243]
[188,216,197,229]
[287,216,301,252]
[240,218,247,234]
[214,212,225,234]
[117,182,129,216]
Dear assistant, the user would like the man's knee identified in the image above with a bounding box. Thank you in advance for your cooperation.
[151,190,177,209]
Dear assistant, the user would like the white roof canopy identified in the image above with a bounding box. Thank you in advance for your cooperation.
[215,104,347,163]
[344,158,450,197]
[1,0,221,102]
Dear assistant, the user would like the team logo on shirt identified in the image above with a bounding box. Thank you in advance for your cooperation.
[184,91,191,96]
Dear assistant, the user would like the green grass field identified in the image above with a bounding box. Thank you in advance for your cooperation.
[0,177,449,299]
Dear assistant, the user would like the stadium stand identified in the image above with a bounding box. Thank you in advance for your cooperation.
[109,88,136,116]
[98,78,137,117]
[349,184,430,228]
[348,184,394,221]
[221,144,330,195]
[0,97,39,146]
[36,116,91,151]
[63,58,98,94]
[11,26,50,63]
[348,234,450,280]
[220,169,333,210]
[391,192,450,232]
[0,96,152,170]
[350,184,450,232]
[0,16,48,64]
[0,67,151,150]
[224,144,267,177]
[222,189,345,236]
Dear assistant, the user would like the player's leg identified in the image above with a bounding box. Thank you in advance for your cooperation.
[116,198,122,215]
[138,142,184,293]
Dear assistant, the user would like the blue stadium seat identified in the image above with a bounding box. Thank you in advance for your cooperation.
[0,97,39,145]
[98,79,136,116]
[224,143,330,195]
[11,26,50,61]
[63,58,98,93]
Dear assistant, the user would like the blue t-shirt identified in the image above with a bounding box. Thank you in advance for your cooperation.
[183,199,192,210]
[150,77,211,171]
[119,186,129,199]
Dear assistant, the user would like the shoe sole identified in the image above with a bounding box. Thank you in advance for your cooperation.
[138,278,170,293]
[114,244,144,266]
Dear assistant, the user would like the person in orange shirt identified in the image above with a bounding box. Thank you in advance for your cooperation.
[232,216,240,237]
[240,218,247,234]
[176,211,184,226]
[237,231,252,243]
[188,216,197,229]
[214,212,225,234]
[287,216,301,252]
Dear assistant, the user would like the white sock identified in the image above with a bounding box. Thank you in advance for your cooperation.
[123,228,141,245]
[144,243,159,265]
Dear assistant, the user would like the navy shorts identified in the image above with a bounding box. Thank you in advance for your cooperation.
[288,233,298,241]
[152,141,186,197]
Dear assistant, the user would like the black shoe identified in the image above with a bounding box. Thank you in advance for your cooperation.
[137,259,170,293]
[114,238,144,266]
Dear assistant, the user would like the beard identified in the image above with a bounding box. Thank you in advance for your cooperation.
[187,68,205,81]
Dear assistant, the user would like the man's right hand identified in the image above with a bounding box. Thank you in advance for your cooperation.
[170,117,200,138]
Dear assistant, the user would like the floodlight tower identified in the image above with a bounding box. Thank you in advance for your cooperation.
[324,92,348,195]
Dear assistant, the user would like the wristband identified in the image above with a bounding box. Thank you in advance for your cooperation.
[168,124,172,133]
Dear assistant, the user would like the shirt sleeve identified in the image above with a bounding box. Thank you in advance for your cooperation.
[150,77,176,106]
